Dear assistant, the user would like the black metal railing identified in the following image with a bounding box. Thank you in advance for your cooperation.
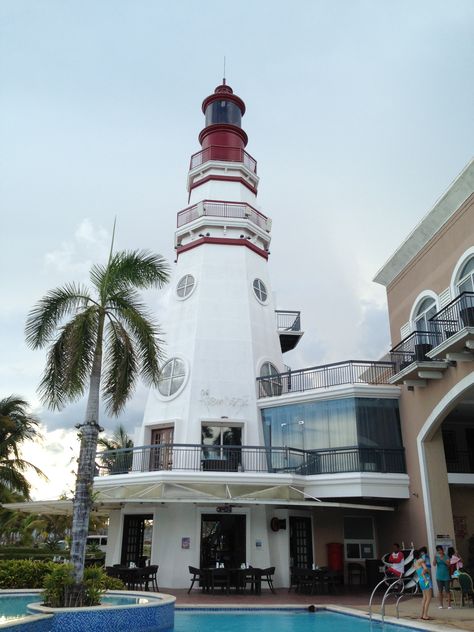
[390,330,442,374]
[430,292,474,343]
[95,444,406,476]
[445,452,474,474]
[256,360,394,398]
[275,311,301,332]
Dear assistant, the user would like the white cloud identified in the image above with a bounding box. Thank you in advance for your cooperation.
[44,218,110,280]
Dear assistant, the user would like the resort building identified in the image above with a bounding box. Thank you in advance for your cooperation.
[374,160,474,564]
[93,82,412,589]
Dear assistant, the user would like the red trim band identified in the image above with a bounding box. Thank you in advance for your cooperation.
[189,175,257,196]
[177,237,268,260]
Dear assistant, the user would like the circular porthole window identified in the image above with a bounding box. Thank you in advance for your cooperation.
[176,274,195,299]
[253,278,268,303]
[158,358,187,397]
[260,361,282,397]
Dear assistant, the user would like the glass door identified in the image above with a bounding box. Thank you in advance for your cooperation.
[150,426,174,471]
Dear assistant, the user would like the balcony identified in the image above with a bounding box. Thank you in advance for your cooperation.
[189,146,257,174]
[446,452,474,474]
[176,200,270,232]
[256,360,395,399]
[389,330,449,385]
[96,443,406,477]
[275,310,303,352]
[427,292,474,361]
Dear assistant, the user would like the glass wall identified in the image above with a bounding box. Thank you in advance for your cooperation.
[261,397,401,451]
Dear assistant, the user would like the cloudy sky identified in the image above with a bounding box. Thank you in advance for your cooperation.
[1,0,473,499]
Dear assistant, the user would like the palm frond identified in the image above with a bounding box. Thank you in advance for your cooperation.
[0,462,32,498]
[25,284,93,349]
[60,307,98,399]
[92,250,170,298]
[106,289,164,385]
[37,311,97,409]
[102,321,138,416]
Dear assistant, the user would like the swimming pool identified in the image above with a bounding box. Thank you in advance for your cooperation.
[174,610,423,632]
[0,593,149,621]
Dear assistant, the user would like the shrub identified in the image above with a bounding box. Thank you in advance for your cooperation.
[0,559,56,588]
[43,564,125,607]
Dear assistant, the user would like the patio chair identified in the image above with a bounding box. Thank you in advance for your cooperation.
[347,562,365,585]
[260,567,276,593]
[458,571,474,606]
[210,568,230,594]
[144,565,159,592]
[188,566,204,593]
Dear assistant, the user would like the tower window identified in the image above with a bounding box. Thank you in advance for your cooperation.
[260,362,281,397]
[253,278,268,303]
[177,274,195,299]
[158,358,186,397]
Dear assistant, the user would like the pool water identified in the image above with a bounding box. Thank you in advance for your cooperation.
[174,611,413,632]
[0,593,149,621]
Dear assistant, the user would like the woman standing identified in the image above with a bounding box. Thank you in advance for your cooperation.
[413,549,432,620]
[433,545,452,608]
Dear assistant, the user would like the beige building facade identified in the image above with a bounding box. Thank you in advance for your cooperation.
[375,159,474,563]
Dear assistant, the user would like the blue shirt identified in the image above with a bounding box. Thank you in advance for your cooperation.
[435,554,450,581]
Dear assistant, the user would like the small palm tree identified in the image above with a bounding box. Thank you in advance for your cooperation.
[25,246,169,593]
[97,423,134,474]
[0,395,45,500]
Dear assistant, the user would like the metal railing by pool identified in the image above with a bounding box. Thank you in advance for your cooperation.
[390,330,442,374]
[177,199,269,231]
[96,444,406,476]
[256,360,394,398]
[189,146,257,173]
[430,291,474,342]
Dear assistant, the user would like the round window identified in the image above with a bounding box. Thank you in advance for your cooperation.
[158,358,186,397]
[260,361,282,397]
[253,278,268,303]
[176,274,195,299]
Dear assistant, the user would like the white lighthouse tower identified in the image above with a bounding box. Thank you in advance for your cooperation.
[140,80,290,449]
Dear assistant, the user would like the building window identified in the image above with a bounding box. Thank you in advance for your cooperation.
[344,516,375,560]
[260,362,281,397]
[457,257,474,294]
[201,424,242,471]
[413,296,437,331]
[176,274,195,298]
[157,358,186,397]
[253,278,268,303]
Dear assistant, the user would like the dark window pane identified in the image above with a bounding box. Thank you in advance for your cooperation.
[346,543,360,559]
[344,517,374,539]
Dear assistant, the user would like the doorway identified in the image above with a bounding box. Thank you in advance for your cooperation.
[200,514,246,568]
[150,426,174,471]
[121,514,153,566]
[289,516,313,568]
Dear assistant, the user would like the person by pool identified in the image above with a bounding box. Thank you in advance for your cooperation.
[413,549,432,620]
[433,544,452,609]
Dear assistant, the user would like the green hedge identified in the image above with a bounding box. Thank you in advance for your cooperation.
[0,559,124,591]
[0,560,56,588]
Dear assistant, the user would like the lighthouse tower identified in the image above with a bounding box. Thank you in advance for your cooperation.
[140,81,287,447]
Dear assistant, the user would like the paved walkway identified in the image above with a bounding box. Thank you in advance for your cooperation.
[161,587,474,631]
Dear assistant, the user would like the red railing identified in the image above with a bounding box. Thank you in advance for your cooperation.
[190,146,257,173]
[177,200,269,230]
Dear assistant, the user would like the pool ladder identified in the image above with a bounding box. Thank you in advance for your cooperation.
[369,575,419,623]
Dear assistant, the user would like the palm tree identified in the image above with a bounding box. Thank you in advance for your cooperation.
[97,423,134,474]
[25,246,169,594]
[0,395,45,501]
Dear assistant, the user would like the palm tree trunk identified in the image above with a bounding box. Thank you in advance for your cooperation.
[70,314,105,587]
